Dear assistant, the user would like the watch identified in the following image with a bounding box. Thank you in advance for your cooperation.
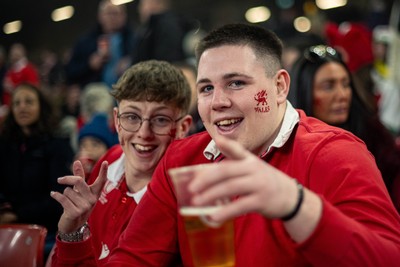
[58,223,90,242]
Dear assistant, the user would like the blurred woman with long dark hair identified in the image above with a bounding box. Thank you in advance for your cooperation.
[288,45,400,212]
[0,83,74,251]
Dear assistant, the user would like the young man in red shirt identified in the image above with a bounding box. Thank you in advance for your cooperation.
[103,23,400,267]
[55,23,400,266]
[49,60,192,266]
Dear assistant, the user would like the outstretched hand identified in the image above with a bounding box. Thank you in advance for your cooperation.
[189,136,297,223]
[51,160,108,233]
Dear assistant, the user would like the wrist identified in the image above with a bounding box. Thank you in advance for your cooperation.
[280,179,304,221]
[58,223,90,242]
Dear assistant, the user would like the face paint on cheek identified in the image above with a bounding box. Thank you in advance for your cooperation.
[254,89,270,113]
[313,97,322,107]
[168,128,177,138]
[312,97,325,119]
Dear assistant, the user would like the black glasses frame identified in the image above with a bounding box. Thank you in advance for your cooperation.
[117,113,183,136]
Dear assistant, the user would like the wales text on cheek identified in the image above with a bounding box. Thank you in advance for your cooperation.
[254,106,270,113]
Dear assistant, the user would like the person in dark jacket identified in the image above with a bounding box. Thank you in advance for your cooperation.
[131,0,189,64]
[0,83,74,253]
[65,0,134,87]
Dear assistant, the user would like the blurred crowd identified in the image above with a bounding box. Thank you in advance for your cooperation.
[0,0,203,257]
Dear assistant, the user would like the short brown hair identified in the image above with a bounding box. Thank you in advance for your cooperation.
[195,23,283,77]
[111,60,191,114]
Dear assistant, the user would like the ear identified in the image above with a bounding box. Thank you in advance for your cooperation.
[175,114,193,139]
[113,107,121,135]
[275,69,290,104]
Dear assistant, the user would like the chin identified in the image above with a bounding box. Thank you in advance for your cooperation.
[329,117,347,125]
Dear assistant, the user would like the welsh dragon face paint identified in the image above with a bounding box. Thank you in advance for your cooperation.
[254,89,270,113]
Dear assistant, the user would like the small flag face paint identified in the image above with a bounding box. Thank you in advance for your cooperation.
[254,90,270,113]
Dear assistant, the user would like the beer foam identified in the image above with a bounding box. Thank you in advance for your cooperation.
[180,206,221,216]
[180,207,223,228]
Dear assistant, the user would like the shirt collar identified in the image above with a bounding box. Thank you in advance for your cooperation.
[203,101,299,160]
[126,185,147,203]
[107,152,148,203]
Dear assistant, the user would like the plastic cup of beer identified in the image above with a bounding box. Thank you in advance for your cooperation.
[169,164,235,267]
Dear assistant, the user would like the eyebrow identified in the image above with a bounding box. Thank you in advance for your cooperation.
[120,105,171,114]
[317,76,349,84]
[197,72,253,85]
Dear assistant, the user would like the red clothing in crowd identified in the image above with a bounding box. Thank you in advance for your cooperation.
[104,110,400,267]
[51,145,144,266]
[2,58,39,106]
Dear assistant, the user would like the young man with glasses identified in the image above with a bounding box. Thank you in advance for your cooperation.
[49,60,192,266]
[101,23,400,266]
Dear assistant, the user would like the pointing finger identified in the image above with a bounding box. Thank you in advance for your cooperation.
[214,135,249,160]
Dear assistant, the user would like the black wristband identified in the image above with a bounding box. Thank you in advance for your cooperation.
[281,179,304,221]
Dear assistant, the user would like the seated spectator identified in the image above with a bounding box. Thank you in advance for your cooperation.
[79,82,115,129]
[59,82,115,152]
[324,21,377,114]
[0,83,74,255]
[2,43,39,108]
[76,113,119,178]
[48,60,192,266]
[288,44,400,212]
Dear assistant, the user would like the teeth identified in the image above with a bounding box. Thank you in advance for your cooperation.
[217,119,240,126]
[134,144,155,152]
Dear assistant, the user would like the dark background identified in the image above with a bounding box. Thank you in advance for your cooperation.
[0,0,394,61]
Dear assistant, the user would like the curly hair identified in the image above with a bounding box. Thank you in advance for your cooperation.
[110,60,191,114]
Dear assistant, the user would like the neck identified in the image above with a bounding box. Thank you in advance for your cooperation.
[124,166,152,193]
[21,126,31,136]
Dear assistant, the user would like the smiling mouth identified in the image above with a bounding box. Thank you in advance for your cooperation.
[216,118,242,126]
[133,144,157,153]
[215,118,242,131]
[16,113,31,118]
[332,107,348,114]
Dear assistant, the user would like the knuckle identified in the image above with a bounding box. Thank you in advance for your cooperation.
[63,187,73,195]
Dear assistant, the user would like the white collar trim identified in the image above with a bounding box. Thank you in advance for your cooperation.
[203,101,299,159]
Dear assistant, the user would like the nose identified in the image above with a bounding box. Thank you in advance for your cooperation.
[136,119,154,139]
[211,87,231,110]
[335,85,351,101]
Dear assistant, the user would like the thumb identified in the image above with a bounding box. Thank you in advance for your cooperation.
[90,161,109,197]
[72,160,85,178]
[214,135,249,160]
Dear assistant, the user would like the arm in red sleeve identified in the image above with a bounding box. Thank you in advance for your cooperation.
[51,237,97,267]
[106,160,184,266]
[296,134,400,266]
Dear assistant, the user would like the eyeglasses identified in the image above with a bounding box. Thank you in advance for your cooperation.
[117,112,183,135]
[304,45,340,63]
